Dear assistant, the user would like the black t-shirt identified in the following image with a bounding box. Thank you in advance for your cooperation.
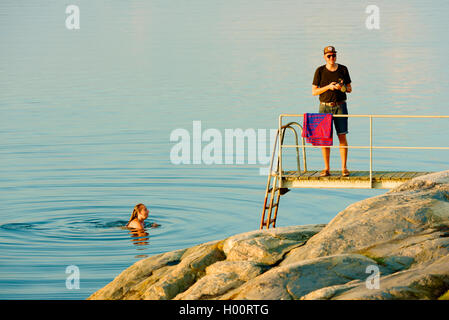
[312,64,351,102]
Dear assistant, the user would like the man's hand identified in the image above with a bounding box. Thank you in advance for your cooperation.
[328,82,340,91]
[312,82,345,96]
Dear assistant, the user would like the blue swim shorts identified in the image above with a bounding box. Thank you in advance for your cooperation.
[318,102,348,135]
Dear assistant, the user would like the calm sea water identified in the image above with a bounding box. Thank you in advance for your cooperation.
[1,0,449,299]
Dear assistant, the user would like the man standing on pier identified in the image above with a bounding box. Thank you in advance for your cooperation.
[312,46,352,177]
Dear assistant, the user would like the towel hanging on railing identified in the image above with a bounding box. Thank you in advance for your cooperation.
[302,113,333,146]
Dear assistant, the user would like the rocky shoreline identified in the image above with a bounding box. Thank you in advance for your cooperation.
[88,171,449,300]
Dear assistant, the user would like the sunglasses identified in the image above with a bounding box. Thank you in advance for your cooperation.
[326,54,336,58]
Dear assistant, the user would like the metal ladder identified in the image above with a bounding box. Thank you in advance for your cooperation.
[260,122,305,229]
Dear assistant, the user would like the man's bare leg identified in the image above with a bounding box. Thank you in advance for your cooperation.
[338,134,348,171]
[321,147,330,173]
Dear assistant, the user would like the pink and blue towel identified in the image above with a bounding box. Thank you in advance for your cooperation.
[302,113,333,146]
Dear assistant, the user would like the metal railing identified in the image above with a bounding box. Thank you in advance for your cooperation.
[276,114,449,188]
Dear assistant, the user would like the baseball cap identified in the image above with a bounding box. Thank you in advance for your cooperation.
[324,46,337,54]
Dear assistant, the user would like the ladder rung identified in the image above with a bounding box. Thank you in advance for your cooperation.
[263,219,276,226]
[268,187,290,195]
[265,203,278,209]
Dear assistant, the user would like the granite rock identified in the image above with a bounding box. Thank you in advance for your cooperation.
[89,171,449,300]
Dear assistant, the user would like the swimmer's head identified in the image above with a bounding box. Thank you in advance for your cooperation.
[126,203,149,226]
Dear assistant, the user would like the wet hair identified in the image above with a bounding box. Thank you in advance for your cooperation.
[126,203,146,227]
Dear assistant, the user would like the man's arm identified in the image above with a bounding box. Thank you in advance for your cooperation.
[344,66,352,93]
[312,83,338,96]
[345,83,352,93]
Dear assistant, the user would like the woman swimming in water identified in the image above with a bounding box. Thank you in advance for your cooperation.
[126,203,159,230]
